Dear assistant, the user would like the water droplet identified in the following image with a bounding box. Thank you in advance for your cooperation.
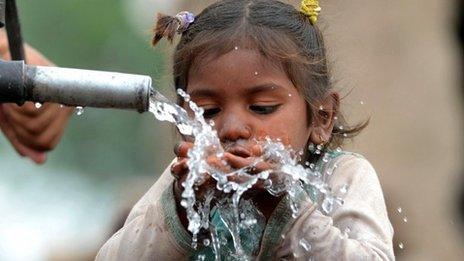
[339,125,344,130]
[180,200,188,207]
[397,207,402,213]
[319,105,324,111]
[299,238,311,252]
[234,46,239,50]
[76,106,84,116]
[288,93,292,97]
[254,71,259,76]
[308,143,315,152]
[60,104,65,108]
[203,238,210,246]
[322,155,329,163]
[240,213,246,219]
[334,116,338,120]
[398,242,404,249]
[208,120,215,127]
[403,217,408,223]
[360,101,364,105]
[322,197,334,214]
[35,102,42,109]
[336,147,342,153]
[343,133,348,137]
[340,184,349,194]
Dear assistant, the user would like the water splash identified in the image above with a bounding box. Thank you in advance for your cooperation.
[398,242,404,250]
[148,89,344,259]
[76,106,84,116]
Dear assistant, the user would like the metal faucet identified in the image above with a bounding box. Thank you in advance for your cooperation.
[0,60,154,112]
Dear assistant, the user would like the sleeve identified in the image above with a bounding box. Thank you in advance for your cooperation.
[95,160,194,261]
[276,155,395,260]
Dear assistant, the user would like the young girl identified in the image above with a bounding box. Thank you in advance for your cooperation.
[96,0,394,260]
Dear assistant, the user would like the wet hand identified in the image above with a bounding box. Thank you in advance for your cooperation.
[171,141,226,200]
[171,141,274,198]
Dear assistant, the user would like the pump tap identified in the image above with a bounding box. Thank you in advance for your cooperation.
[0,60,155,112]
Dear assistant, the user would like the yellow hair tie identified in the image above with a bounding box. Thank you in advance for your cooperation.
[300,0,321,25]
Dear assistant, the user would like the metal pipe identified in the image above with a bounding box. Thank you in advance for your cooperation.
[5,0,25,60]
[0,60,154,112]
[0,0,5,28]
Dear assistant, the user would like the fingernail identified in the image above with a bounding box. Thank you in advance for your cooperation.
[174,142,182,155]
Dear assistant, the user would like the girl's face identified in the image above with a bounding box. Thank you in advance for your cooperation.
[186,49,312,154]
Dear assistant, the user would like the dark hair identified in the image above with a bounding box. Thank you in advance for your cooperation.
[153,0,368,152]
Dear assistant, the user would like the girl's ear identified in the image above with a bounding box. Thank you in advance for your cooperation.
[310,91,340,144]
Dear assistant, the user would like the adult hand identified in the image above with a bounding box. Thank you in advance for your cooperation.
[0,29,74,164]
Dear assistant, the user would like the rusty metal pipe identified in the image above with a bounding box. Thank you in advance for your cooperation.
[0,60,154,112]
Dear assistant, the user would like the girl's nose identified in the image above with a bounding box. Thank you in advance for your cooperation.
[217,113,252,142]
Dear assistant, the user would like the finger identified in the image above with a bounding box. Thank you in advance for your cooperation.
[4,102,53,118]
[0,107,48,164]
[174,141,194,157]
[250,144,263,157]
[223,152,272,172]
[12,142,48,164]
[3,103,60,135]
[205,155,232,173]
[8,106,71,151]
[171,158,189,180]
[3,103,40,118]
[0,107,24,156]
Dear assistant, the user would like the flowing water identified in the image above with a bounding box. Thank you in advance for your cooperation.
[148,89,344,260]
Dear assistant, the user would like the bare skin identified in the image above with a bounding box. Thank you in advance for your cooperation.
[0,30,74,164]
[171,48,340,229]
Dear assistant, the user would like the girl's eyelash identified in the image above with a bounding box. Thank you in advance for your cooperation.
[201,104,281,118]
[203,107,221,118]
[249,104,281,115]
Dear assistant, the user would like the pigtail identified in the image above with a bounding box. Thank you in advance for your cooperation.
[152,11,195,46]
[152,13,180,46]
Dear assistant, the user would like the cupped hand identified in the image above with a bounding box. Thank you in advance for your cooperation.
[171,141,276,199]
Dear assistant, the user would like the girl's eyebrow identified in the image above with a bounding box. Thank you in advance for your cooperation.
[188,83,283,98]
[188,88,217,98]
[247,83,283,95]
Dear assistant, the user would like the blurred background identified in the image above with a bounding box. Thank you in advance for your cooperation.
[0,0,462,260]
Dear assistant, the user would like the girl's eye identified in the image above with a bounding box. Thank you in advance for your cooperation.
[203,107,221,118]
[249,104,281,115]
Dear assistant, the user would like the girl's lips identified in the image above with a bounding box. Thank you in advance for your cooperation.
[226,146,252,158]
